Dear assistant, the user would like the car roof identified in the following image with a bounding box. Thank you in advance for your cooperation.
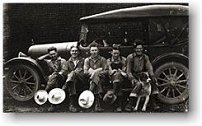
[80,4,188,22]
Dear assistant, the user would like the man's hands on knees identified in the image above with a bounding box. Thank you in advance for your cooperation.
[118,69,127,77]
[75,68,82,73]
[111,69,117,75]
[88,68,103,75]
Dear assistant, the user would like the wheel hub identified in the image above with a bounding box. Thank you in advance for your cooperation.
[169,75,177,86]
[19,79,26,85]
[170,80,176,86]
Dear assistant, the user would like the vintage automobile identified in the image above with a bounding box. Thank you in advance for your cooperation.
[4,4,188,104]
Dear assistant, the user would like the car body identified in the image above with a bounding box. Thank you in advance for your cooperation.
[4,4,189,104]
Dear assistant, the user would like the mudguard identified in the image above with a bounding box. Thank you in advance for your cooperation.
[152,52,189,69]
[4,56,47,81]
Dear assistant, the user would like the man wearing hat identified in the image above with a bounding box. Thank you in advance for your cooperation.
[107,45,127,112]
[84,42,109,112]
[60,45,87,112]
[125,40,159,111]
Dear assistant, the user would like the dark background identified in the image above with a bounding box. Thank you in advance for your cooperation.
[3,3,187,61]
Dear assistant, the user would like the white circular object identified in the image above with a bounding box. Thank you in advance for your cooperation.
[48,88,66,105]
[78,90,94,109]
[34,90,48,105]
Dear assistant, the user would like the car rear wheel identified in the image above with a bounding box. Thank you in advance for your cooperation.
[5,64,40,101]
[154,62,189,104]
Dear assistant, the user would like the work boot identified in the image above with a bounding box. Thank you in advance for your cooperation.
[115,97,122,112]
[116,106,122,112]
[94,95,104,112]
[150,95,160,110]
[124,98,134,112]
[69,104,77,112]
[69,95,78,112]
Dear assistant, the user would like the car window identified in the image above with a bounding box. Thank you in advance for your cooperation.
[86,21,144,47]
[149,17,188,45]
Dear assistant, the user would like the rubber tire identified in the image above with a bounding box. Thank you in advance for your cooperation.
[5,64,40,102]
[154,62,189,104]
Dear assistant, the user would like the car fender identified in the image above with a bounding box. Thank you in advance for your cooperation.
[152,52,189,69]
[4,57,47,81]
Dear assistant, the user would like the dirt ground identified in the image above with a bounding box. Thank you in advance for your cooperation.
[3,93,189,113]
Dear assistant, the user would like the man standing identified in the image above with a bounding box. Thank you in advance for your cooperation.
[107,46,127,112]
[37,46,66,92]
[60,46,86,112]
[125,41,159,111]
[84,43,108,112]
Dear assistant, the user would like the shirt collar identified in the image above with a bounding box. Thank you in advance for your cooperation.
[111,56,121,62]
[133,53,143,60]
[68,56,81,62]
[89,55,101,60]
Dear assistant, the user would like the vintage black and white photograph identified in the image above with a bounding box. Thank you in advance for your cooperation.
[3,3,189,113]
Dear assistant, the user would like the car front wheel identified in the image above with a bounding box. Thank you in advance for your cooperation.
[5,64,40,101]
[154,62,189,104]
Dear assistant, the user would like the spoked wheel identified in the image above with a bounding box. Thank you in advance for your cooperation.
[5,64,40,101]
[155,62,189,104]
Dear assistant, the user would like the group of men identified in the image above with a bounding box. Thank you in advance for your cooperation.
[37,41,159,112]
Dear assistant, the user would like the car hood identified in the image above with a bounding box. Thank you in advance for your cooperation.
[28,41,78,58]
